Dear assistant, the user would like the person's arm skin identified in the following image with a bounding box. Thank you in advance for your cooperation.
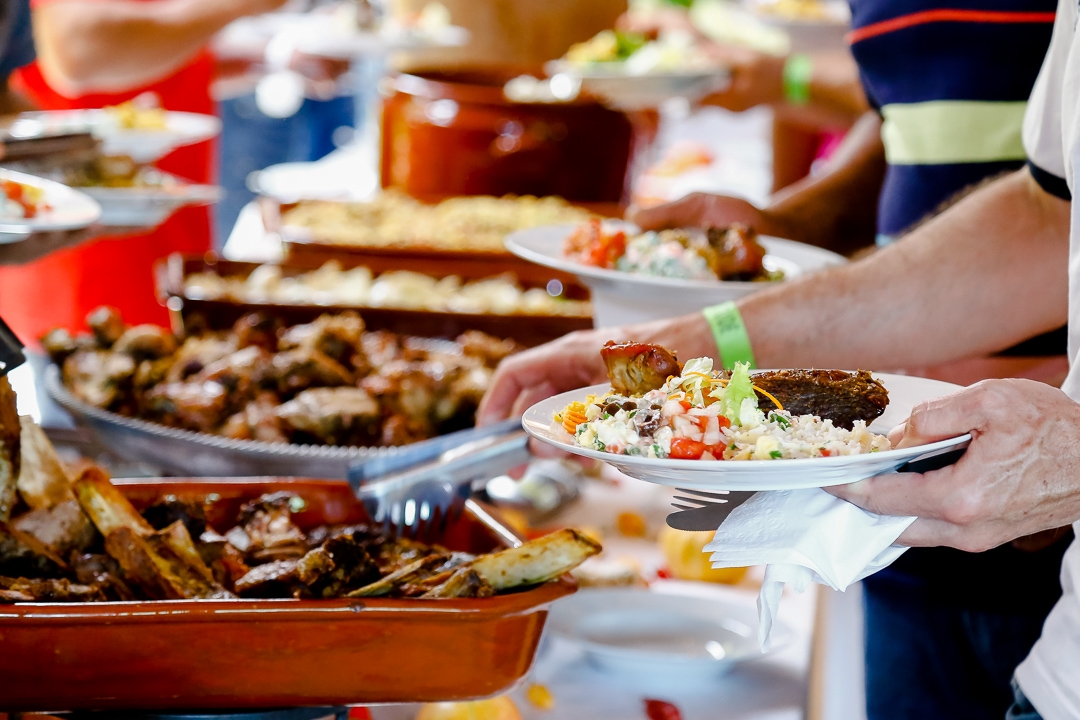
[632,110,886,254]
[702,47,868,128]
[0,81,35,115]
[33,0,287,94]
[480,168,1080,549]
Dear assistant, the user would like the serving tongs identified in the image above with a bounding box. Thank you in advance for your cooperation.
[0,316,26,378]
[348,418,531,539]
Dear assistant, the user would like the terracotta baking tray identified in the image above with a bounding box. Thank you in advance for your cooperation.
[155,253,593,347]
[262,197,620,287]
[0,477,574,712]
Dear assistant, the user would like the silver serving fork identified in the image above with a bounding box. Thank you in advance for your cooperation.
[348,421,531,540]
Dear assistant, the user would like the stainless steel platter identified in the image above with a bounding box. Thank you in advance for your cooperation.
[45,365,494,479]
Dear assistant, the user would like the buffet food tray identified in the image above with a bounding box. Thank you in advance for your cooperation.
[155,254,592,347]
[0,477,573,711]
[262,197,610,289]
[49,366,429,478]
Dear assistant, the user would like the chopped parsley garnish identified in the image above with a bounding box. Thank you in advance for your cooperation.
[769,412,791,429]
[576,424,586,436]
[595,440,606,451]
[602,412,611,419]
[769,450,783,459]
[627,446,641,456]
[629,410,637,418]
[729,442,737,450]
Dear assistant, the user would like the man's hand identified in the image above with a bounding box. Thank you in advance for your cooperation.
[827,379,1080,552]
[477,330,611,426]
[629,191,787,237]
[699,45,786,113]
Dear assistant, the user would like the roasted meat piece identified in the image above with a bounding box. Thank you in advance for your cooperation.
[221,391,289,444]
[165,335,238,383]
[278,312,367,371]
[62,350,136,411]
[142,497,208,539]
[457,331,521,366]
[275,387,382,446]
[234,531,380,598]
[233,492,308,562]
[0,576,105,603]
[271,348,354,394]
[704,224,768,279]
[112,324,178,361]
[70,553,138,601]
[232,313,282,352]
[41,327,80,365]
[87,306,125,348]
[11,498,97,559]
[144,380,229,432]
[600,341,681,396]
[752,369,889,430]
[194,346,273,397]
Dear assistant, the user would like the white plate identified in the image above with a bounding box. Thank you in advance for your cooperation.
[545,60,728,111]
[547,583,792,681]
[505,223,846,326]
[745,0,850,52]
[0,169,102,242]
[10,110,222,164]
[523,372,971,491]
[294,18,469,59]
[80,174,223,228]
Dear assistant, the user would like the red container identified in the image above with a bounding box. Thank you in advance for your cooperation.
[0,478,574,711]
[380,70,634,202]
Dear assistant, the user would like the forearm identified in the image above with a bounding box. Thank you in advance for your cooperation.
[0,83,35,115]
[742,168,1070,368]
[761,110,886,253]
[34,0,257,94]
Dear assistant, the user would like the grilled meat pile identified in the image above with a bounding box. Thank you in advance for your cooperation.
[0,386,600,603]
[45,306,521,447]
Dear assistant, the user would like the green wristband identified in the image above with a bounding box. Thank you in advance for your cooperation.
[703,301,757,371]
[783,54,813,106]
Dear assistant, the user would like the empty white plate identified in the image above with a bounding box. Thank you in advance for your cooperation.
[547,583,792,681]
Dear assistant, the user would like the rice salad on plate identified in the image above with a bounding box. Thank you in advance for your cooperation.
[553,359,891,461]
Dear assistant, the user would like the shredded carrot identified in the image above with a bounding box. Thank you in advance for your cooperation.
[753,386,784,411]
[560,401,588,434]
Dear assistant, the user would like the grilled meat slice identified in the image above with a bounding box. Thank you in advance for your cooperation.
[71,552,138,600]
[143,380,230,433]
[62,349,136,411]
[752,369,889,430]
[278,312,366,370]
[234,532,380,598]
[600,341,680,396]
[0,576,106,603]
[347,553,451,598]
[221,391,289,444]
[233,557,303,597]
[105,521,232,600]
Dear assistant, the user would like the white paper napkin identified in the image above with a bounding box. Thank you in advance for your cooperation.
[702,488,916,649]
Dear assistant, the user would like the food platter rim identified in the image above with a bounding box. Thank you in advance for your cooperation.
[522,375,972,472]
[544,59,729,81]
[44,336,460,462]
[0,167,103,233]
[505,222,846,291]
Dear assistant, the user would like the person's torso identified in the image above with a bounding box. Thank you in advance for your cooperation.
[849,0,1056,238]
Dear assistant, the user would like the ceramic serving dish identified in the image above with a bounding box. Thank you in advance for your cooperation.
[0,477,574,711]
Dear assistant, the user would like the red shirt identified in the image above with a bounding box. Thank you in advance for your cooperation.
[0,1,216,347]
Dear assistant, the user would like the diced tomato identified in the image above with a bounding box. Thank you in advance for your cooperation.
[670,437,707,460]
[716,415,731,428]
[819,448,833,457]
[706,443,728,459]
[645,699,683,720]
[655,567,672,580]
[3,181,23,202]
[678,400,692,411]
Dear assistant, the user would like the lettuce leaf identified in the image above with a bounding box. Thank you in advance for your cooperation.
[719,361,758,426]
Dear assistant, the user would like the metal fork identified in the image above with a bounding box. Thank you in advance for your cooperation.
[666,445,971,532]
[348,425,531,540]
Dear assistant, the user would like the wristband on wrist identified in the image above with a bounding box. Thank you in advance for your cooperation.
[783,54,813,106]
[703,301,757,371]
